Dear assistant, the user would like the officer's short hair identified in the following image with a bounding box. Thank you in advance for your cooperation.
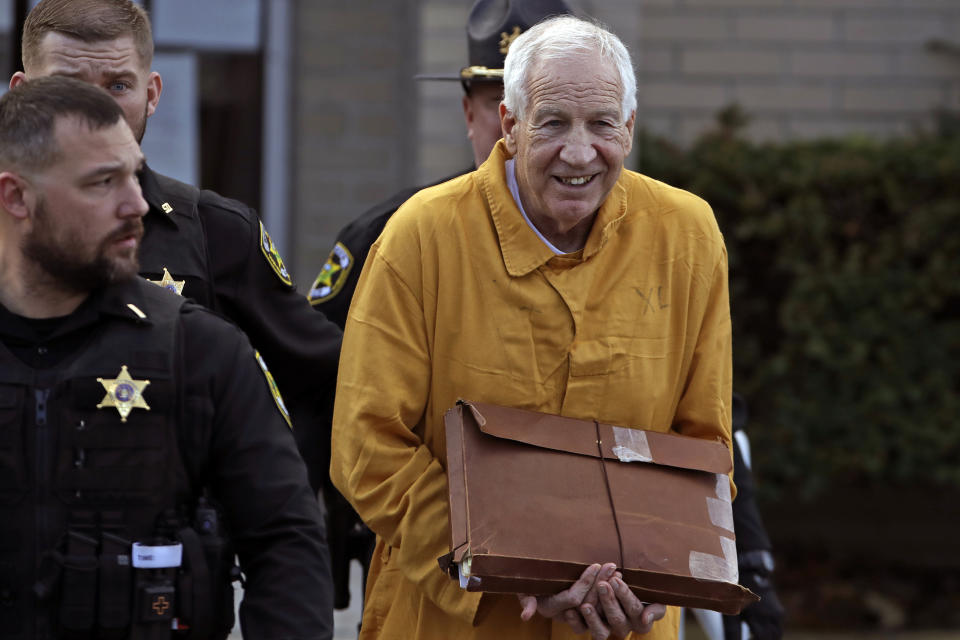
[0,76,126,174]
[22,0,154,71]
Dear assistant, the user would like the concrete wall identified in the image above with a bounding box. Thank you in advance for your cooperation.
[289,0,418,285]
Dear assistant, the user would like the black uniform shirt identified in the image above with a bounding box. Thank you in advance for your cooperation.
[0,281,334,639]
[139,166,341,488]
[308,170,468,329]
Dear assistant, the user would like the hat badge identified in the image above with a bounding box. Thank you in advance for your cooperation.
[499,25,522,54]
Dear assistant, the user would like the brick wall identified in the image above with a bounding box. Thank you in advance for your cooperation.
[636,0,960,144]
[289,0,960,279]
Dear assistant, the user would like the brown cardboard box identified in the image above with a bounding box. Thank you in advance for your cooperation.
[440,401,759,615]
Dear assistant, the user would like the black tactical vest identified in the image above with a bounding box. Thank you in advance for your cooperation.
[139,171,217,310]
[0,280,212,639]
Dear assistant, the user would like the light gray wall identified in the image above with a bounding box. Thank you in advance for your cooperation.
[289,0,960,282]
[290,0,418,284]
[636,0,960,143]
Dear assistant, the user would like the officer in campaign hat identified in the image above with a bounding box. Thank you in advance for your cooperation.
[308,0,576,614]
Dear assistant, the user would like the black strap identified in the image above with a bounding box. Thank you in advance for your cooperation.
[595,421,625,570]
[98,531,133,637]
[177,526,213,637]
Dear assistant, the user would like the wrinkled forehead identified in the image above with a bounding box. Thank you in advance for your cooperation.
[33,32,148,75]
[525,52,623,115]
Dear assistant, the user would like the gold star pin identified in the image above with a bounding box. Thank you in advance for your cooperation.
[148,268,185,296]
[96,365,150,422]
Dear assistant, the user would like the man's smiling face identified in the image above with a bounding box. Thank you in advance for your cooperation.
[502,50,634,246]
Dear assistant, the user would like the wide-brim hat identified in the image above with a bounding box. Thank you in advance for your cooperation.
[415,0,574,84]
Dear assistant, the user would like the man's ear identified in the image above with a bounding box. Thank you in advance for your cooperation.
[9,71,27,90]
[0,172,34,221]
[145,71,162,118]
[462,94,476,141]
[623,109,636,155]
[500,102,518,155]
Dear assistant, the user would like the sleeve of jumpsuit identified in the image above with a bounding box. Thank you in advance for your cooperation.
[330,236,485,625]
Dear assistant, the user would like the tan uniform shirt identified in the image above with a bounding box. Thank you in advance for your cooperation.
[331,141,733,640]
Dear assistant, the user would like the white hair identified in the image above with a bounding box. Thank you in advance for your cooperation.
[502,15,637,124]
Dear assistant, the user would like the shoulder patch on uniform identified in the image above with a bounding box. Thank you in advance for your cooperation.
[258,221,293,287]
[254,350,292,429]
[308,242,353,305]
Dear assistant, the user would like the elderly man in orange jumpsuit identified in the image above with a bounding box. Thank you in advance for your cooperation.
[332,15,733,640]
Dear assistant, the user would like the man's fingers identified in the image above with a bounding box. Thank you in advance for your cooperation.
[597,581,629,637]
[539,563,601,617]
[569,563,604,600]
[583,562,619,609]
[580,602,611,640]
[518,594,538,621]
[610,577,646,625]
[641,602,667,627]
[562,608,589,634]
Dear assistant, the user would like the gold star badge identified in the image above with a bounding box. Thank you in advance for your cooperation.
[148,268,185,296]
[97,365,151,422]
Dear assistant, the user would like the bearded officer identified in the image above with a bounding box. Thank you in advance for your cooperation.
[0,76,333,639]
[12,0,341,492]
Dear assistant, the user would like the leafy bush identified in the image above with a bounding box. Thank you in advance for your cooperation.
[634,111,960,498]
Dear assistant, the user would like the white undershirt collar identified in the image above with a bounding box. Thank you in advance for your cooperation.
[505,158,564,255]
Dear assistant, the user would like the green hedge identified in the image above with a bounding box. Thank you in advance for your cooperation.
[634,112,960,498]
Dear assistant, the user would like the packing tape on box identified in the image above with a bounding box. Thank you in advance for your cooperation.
[611,426,653,463]
[689,536,738,584]
[707,473,735,533]
[690,474,738,582]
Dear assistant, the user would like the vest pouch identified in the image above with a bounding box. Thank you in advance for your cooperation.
[197,499,236,638]
[97,532,133,638]
[172,528,203,637]
[169,500,234,638]
[58,531,99,637]
[130,540,180,640]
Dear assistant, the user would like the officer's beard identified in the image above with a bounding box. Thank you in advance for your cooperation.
[132,101,149,144]
[22,199,144,295]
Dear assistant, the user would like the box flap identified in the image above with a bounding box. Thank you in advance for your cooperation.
[444,405,470,553]
[461,400,731,475]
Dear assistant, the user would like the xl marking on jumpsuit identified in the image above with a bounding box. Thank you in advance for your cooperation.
[636,286,669,315]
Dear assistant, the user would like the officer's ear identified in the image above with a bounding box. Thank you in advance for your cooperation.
[9,71,27,91]
[145,71,162,118]
[500,103,518,155]
[0,172,33,221]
